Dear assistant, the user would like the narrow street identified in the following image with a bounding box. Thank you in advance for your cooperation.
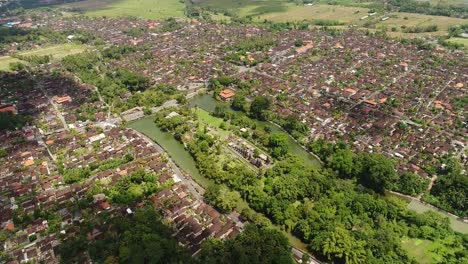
[27,71,69,131]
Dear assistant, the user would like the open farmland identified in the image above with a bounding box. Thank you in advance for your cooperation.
[0,43,85,71]
[197,0,289,16]
[195,1,467,38]
[375,12,467,34]
[254,4,370,24]
[59,0,185,19]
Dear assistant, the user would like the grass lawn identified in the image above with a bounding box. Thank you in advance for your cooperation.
[255,4,369,24]
[195,107,230,137]
[60,0,185,19]
[0,43,85,71]
[402,238,441,264]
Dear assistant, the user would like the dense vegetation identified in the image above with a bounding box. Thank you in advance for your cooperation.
[61,51,181,114]
[154,104,467,263]
[386,0,468,18]
[424,158,467,218]
[58,207,194,264]
[0,111,32,131]
[0,27,64,50]
[199,225,294,264]
[109,169,165,204]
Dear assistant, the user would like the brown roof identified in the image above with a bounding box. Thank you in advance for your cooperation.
[0,105,17,114]
[220,89,235,100]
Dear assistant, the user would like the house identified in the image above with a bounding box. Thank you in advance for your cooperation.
[296,41,313,53]
[343,88,357,98]
[0,105,17,115]
[363,100,377,107]
[98,201,111,211]
[3,221,14,231]
[219,89,235,101]
[53,95,72,104]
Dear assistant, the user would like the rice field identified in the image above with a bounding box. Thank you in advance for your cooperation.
[59,0,185,19]
[0,43,85,71]
[376,12,466,31]
[254,4,370,24]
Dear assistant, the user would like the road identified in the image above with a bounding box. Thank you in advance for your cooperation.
[36,79,69,131]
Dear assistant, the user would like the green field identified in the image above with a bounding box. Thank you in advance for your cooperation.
[377,12,467,35]
[195,107,231,137]
[0,43,85,71]
[255,4,369,24]
[60,0,185,19]
[198,0,290,16]
[402,238,442,264]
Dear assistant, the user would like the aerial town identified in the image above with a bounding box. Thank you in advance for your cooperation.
[0,1,467,264]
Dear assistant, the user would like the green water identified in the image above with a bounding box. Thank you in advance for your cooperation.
[127,116,212,188]
[190,94,322,167]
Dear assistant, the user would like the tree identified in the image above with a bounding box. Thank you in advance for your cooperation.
[268,133,289,158]
[214,105,228,118]
[392,173,429,196]
[232,94,247,111]
[199,225,294,264]
[326,148,355,178]
[356,153,397,193]
[0,112,31,131]
[113,69,150,92]
[428,158,467,217]
[176,94,187,105]
[250,96,270,120]
[0,149,7,158]
[282,115,309,139]
[311,226,366,264]
[84,207,193,263]
[205,185,240,213]
[63,168,91,184]
[9,61,26,71]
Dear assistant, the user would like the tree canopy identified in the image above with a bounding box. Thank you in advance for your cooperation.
[199,225,294,264]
